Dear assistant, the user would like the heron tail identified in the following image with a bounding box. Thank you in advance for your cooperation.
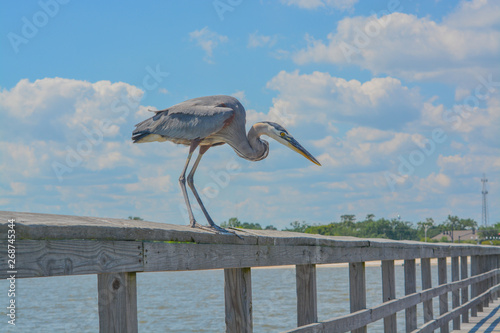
[131,131,151,143]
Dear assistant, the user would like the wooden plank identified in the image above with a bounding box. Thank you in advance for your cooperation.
[98,272,138,333]
[3,239,500,280]
[296,264,318,327]
[405,259,417,332]
[382,260,397,332]
[421,257,433,323]
[0,240,143,279]
[451,256,460,330]
[224,268,252,333]
[460,256,469,323]
[3,210,500,257]
[349,262,366,333]
[438,257,449,333]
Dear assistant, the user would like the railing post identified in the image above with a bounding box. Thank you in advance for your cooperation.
[421,258,433,323]
[494,255,500,300]
[438,257,449,333]
[381,260,397,333]
[349,261,366,333]
[404,259,417,332]
[471,255,479,317]
[296,264,318,327]
[460,255,469,323]
[224,268,253,333]
[97,272,138,333]
[478,255,485,311]
[451,256,460,330]
[482,255,490,308]
[488,255,494,302]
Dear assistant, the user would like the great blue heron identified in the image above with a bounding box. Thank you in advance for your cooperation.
[132,95,321,235]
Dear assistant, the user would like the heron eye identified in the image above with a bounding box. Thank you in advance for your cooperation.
[280,132,286,137]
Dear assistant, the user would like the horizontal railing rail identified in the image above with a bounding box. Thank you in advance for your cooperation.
[285,268,500,333]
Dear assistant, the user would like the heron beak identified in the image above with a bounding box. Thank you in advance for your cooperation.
[284,136,322,166]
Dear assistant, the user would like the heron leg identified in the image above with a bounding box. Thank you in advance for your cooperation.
[179,140,200,227]
[187,146,219,227]
[187,146,242,238]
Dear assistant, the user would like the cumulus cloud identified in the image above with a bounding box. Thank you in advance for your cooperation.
[291,0,500,84]
[0,77,143,142]
[266,70,423,129]
[189,27,228,63]
[438,153,500,176]
[0,77,147,190]
[315,129,426,171]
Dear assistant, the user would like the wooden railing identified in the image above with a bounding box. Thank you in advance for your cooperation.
[1,211,499,332]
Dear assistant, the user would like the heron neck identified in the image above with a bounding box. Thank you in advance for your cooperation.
[241,123,269,161]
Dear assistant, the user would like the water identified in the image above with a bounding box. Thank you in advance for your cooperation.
[0,262,456,332]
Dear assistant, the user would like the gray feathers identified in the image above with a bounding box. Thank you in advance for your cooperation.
[132,95,238,145]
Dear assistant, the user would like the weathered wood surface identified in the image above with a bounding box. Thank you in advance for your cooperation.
[296,264,318,327]
[438,257,449,333]
[2,211,500,280]
[421,257,433,323]
[98,272,138,333]
[2,210,499,253]
[471,255,480,316]
[286,269,500,333]
[453,298,500,333]
[3,211,500,333]
[460,256,469,323]
[349,261,366,333]
[414,283,500,333]
[382,260,397,332]
[405,259,417,332]
[224,268,252,333]
[451,256,460,330]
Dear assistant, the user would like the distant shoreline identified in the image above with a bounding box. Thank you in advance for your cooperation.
[254,257,456,269]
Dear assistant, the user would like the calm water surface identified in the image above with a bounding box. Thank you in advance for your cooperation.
[0,263,455,332]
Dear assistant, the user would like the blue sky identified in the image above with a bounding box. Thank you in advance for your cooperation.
[1,0,499,229]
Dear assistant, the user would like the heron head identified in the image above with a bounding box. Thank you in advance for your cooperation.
[258,122,321,166]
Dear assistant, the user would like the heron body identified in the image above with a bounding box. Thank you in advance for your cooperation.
[132,95,320,235]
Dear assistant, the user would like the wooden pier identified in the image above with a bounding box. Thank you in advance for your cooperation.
[1,211,500,332]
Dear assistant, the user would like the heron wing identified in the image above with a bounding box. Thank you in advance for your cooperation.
[132,104,234,143]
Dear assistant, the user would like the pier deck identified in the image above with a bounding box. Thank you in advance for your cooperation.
[453,298,500,333]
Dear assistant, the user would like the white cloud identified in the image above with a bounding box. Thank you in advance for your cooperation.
[316,130,426,171]
[0,77,143,142]
[266,70,422,129]
[247,31,278,48]
[416,95,500,145]
[417,173,451,194]
[189,27,228,63]
[280,0,358,11]
[444,0,500,29]
[291,0,500,84]
[438,153,500,176]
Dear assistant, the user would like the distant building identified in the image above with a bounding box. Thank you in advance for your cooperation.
[432,229,478,242]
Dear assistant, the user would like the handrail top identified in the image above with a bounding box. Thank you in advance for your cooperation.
[1,210,495,252]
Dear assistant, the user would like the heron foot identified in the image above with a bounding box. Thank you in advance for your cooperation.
[190,221,243,239]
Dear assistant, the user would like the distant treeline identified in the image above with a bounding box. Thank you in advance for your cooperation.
[220,215,500,242]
